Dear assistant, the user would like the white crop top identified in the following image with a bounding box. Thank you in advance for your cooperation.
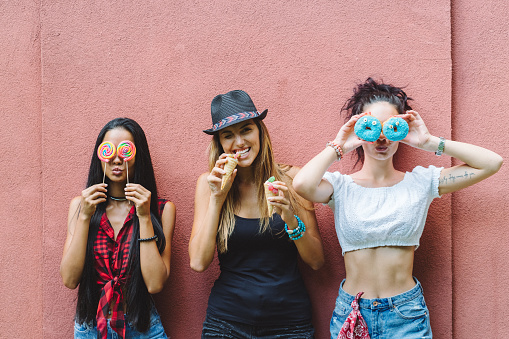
[323,165,442,255]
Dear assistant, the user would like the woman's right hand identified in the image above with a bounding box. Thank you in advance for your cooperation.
[332,113,369,154]
[80,183,108,218]
[61,186,106,289]
[207,153,237,199]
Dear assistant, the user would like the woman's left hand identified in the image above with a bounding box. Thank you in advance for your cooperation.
[400,110,432,149]
[267,181,294,223]
[125,183,151,218]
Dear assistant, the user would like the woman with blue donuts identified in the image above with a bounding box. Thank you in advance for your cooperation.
[293,78,503,338]
[189,90,324,338]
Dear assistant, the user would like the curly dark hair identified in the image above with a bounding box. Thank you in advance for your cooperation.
[342,77,413,166]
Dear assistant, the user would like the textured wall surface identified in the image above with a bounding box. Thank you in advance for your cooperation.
[0,1,42,338]
[0,0,506,338]
[451,0,509,337]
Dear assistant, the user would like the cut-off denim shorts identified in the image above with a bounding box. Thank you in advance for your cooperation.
[330,277,432,339]
[74,307,168,339]
[202,313,315,339]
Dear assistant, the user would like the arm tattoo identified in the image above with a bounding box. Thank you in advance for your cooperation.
[439,170,475,185]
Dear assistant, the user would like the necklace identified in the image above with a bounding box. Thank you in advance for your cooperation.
[109,195,127,201]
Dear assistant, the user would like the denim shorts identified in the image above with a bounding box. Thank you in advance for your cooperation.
[202,314,315,339]
[74,307,168,339]
[330,278,432,339]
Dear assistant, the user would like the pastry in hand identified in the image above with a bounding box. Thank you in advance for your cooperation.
[264,176,278,215]
[382,116,409,141]
[354,114,382,142]
[221,154,238,190]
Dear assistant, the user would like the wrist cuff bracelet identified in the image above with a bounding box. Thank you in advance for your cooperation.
[435,137,445,156]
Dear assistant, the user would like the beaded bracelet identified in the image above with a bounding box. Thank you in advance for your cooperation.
[285,215,306,241]
[288,224,306,238]
[326,141,343,160]
[138,235,158,242]
[290,228,305,241]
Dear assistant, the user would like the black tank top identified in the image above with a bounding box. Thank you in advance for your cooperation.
[206,214,312,326]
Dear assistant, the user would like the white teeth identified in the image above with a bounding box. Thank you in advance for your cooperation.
[237,148,249,155]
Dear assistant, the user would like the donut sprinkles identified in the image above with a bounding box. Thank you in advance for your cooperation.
[382,117,409,141]
[354,115,382,142]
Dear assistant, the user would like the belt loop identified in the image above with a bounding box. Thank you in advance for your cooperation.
[388,297,394,309]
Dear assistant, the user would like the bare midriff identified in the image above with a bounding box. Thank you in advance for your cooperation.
[342,246,416,299]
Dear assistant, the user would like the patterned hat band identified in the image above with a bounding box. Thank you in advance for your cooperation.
[212,111,261,132]
[204,90,268,134]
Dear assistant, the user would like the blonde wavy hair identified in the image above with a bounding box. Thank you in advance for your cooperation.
[208,119,306,253]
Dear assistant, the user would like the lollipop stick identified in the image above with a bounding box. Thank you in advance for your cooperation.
[102,162,106,184]
[125,160,131,205]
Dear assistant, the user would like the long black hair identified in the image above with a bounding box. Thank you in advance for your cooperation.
[342,77,413,166]
[75,118,166,332]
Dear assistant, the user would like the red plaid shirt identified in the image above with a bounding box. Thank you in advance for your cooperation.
[94,198,167,339]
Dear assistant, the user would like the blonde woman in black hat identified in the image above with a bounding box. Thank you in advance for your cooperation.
[189,90,324,338]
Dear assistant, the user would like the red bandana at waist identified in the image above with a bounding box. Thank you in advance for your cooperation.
[337,292,370,339]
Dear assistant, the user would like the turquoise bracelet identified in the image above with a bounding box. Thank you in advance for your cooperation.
[285,215,306,241]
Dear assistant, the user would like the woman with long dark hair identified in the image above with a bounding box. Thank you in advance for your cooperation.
[190,90,324,338]
[60,118,175,338]
[293,78,503,338]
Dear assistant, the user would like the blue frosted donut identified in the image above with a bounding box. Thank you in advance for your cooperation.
[354,115,382,142]
[382,117,409,141]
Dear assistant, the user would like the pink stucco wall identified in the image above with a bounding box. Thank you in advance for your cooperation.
[0,1,43,338]
[0,1,507,338]
[451,0,509,337]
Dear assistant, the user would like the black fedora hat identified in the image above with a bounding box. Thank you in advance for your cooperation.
[203,90,268,135]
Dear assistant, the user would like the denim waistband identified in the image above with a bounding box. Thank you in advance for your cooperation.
[337,277,424,310]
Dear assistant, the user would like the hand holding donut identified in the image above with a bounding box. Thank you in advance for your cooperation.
[80,183,108,219]
[399,110,432,149]
[333,113,370,154]
[124,183,151,218]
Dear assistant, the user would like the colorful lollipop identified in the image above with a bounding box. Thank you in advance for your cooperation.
[97,141,116,183]
[117,140,136,184]
[117,140,136,161]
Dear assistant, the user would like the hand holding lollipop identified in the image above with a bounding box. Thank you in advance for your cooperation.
[97,141,116,183]
[117,140,136,184]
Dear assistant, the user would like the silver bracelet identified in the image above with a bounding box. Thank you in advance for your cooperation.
[435,137,446,156]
